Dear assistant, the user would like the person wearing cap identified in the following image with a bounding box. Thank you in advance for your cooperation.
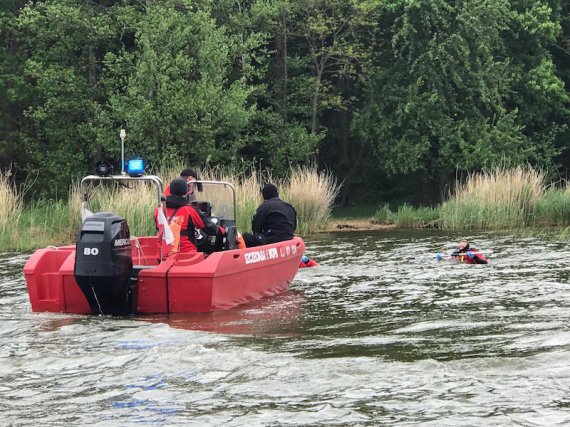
[163,168,201,202]
[242,183,297,247]
[154,177,219,258]
[450,239,488,264]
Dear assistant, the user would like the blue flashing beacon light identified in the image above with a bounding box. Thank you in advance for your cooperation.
[127,158,145,177]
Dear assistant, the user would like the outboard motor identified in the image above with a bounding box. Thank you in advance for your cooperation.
[74,212,134,315]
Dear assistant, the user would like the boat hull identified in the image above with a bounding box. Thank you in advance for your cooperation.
[23,237,305,314]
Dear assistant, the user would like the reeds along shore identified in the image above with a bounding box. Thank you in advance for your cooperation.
[373,167,570,231]
[0,166,339,251]
[0,170,23,248]
[4,166,570,252]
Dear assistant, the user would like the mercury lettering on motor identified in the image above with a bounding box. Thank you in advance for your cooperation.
[114,238,131,247]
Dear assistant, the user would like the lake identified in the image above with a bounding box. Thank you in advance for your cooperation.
[2,230,570,425]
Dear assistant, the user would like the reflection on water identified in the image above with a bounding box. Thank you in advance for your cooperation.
[137,291,305,336]
[2,231,570,425]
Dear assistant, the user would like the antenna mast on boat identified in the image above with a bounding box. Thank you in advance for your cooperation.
[120,128,126,175]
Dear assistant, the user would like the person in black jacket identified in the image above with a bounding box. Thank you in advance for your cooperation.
[242,183,297,247]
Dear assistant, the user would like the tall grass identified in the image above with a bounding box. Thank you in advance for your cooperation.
[373,204,439,228]
[2,164,338,251]
[371,203,393,224]
[74,180,158,237]
[156,160,186,188]
[282,166,339,235]
[440,167,545,230]
[233,172,263,234]
[20,199,77,248]
[7,163,570,251]
[0,170,23,247]
[534,186,570,226]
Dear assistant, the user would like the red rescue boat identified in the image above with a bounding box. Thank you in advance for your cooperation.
[23,172,305,315]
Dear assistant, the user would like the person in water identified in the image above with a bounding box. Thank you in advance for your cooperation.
[154,178,219,259]
[242,183,297,247]
[299,255,318,268]
[450,239,488,264]
[163,168,202,202]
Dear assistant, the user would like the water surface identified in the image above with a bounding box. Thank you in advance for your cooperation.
[2,231,570,425]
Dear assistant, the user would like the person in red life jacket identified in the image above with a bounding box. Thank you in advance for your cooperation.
[154,178,219,258]
[242,183,297,247]
[163,168,202,202]
[450,239,488,264]
[299,255,318,268]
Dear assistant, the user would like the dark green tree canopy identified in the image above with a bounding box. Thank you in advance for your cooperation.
[0,0,569,203]
[357,0,567,178]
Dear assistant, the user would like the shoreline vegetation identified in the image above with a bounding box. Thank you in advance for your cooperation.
[1,164,340,252]
[2,166,570,252]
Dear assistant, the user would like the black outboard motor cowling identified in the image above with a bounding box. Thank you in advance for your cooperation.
[74,212,134,315]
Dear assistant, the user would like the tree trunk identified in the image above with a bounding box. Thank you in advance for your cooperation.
[311,71,321,134]
[274,11,288,116]
[85,0,96,85]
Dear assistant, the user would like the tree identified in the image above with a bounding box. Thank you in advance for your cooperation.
[551,0,570,172]
[210,0,320,174]
[356,0,568,201]
[0,1,25,172]
[282,0,379,203]
[289,0,375,134]
[99,1,254,167]
[15,0,116,196]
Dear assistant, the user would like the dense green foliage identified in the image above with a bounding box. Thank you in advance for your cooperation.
[1,0,569,203]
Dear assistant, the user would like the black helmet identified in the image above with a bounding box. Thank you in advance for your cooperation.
[170,178,188,196]
[261,183,278,200]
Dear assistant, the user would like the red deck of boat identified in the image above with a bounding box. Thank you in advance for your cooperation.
[23,236,305,314]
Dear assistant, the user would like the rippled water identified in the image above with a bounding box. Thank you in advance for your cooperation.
[2,231,570,426]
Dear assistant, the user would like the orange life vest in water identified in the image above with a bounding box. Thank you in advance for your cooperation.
[452,248,488,264]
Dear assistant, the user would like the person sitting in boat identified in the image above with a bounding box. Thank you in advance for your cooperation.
[154,178,220,258]
[163,168,202,202]
[450,239,488,264]
[242,183,297,247]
